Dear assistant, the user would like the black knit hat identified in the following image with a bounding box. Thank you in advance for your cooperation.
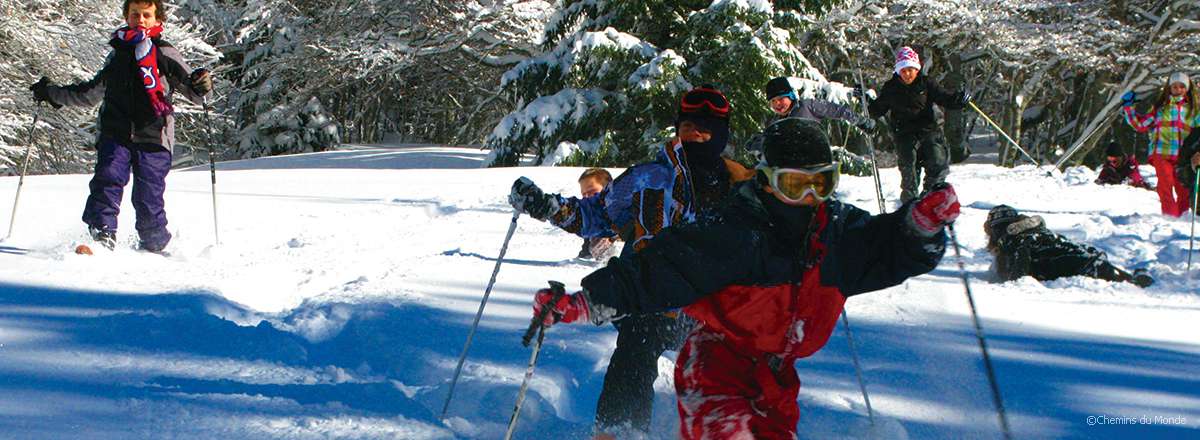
[986,205,1020,237]
[761,118,832,168]
[765,77,793,99]
[1105,141,1124,157]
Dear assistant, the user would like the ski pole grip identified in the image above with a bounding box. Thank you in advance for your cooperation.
[523,281,566,347]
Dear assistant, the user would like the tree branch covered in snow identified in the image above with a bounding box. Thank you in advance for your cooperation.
[486,0,847,166]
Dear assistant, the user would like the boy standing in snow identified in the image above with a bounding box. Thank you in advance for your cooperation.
[530,118,955,439]
[508,86,754,437]
[1121,72,1200,217]
[575,168,618,260]
[984,205,1153,288]
[1094,142,1151,190]
[30,0,212,251]
[868,46,969,202]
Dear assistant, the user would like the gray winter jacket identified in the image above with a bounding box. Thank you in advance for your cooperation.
[46,39,204,152]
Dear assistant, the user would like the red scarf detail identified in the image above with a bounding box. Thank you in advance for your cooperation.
[113,25,172,118]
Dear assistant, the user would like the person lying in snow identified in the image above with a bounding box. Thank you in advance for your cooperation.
[529,117,955,439]
[984,205,1153,288]
[1094,141,1151,190]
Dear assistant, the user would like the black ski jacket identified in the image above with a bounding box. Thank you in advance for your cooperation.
[989,215,1106,282]
[46,38,204,151]
[868,73,966,139]
[580,181,945,315]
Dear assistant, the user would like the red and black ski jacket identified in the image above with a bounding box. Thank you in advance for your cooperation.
[581,181,945,358]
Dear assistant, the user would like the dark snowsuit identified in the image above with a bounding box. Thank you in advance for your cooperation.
[869,73,966,202]
[546,141,754,433]
[581,182,945,439]
[1094,154,1150,189]
[1178,129,1200,211]
[45,37,205,250]
[987,215,1137,284]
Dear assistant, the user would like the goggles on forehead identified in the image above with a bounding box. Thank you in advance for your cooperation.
[680,87,731,118]
[759,163,840,203]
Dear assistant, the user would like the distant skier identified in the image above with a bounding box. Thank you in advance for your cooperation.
[1121,72,1200,217]
[508,86,754,437]
[30,0,212,252]
[867,46,970,202]
[1094,141,1151,190]
[984,205,1153,287]
[529,118,955,439]
[574,168,618,260]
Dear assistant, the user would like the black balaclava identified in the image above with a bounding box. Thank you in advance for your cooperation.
[676,86,732,208]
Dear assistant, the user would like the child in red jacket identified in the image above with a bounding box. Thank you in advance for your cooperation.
[532,118,957,439]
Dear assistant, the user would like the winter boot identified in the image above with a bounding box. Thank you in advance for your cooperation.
[1132,269,1154,288]
[88,226,117,251]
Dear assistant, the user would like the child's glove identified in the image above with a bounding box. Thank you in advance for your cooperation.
[959,89,973,106]
[509,177,560,221]
[532,288,591,327]
[190,69,213,95]
[1121,91,1136,105]
[908,183,960,237]
[29,77,62,109]
[850,85,876,102]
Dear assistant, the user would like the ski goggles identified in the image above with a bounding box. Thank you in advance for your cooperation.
[759,163,840,203]
[680,87,730,118]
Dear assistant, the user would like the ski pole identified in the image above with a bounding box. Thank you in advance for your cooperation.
[442,210,521,420]
[840,310,875,426]
[853,70,887,214]
[505,281,566,440]
[5,105,41,241]
[1188,172,1198,273]
[947,223,1012,440]
[202,96,220,245]
[967,101,1041,170]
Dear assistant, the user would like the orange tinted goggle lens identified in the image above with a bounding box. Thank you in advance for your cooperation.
[765,165,839,202]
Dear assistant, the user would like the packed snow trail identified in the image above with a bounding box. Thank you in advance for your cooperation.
[0,145,1196,439]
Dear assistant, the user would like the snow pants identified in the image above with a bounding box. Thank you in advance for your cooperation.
[594,312,691,433]
[81,137,172,250]
[896,131,949,202]
[1148,154,1190,217]
[675,326,799,440]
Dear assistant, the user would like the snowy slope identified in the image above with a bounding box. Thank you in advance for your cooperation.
[0,144,1196,439]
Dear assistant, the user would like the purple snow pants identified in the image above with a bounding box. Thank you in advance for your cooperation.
[81,137,172,251]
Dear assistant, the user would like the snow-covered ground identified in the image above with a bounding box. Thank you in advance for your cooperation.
[0,144,1196,439]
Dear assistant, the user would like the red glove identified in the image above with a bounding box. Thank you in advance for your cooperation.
[909,184,960,236]
[533,288,590,326]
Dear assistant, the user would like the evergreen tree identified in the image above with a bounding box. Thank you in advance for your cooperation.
[485,0,846,166]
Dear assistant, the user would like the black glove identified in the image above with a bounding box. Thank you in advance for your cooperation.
[959,89,972,106]
[855,117,876,132]
[29,77,62,109]
[190,68,213,95]
[509,177,560,221]
[850,85,875,102]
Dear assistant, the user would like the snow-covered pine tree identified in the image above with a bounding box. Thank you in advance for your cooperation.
[485,0,848,167]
